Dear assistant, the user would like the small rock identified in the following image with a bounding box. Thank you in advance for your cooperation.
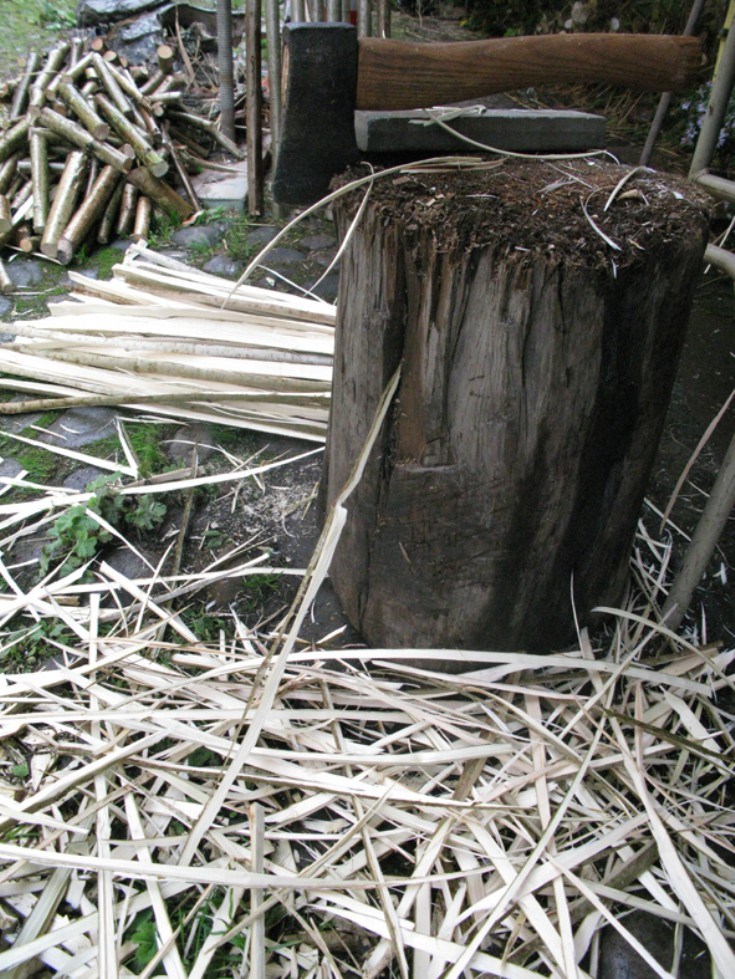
[312,272,340,303]
[110,238,133,251]
[165,423,216,464]
[39,407,118,449]
[62,466,110,492]
[300,234,337,250]
[246,226,280,247]
[172,226,222,249]
[103,546,160,605]
[0,331,15,342]
[203,255,240,278]
[0,459,23,480]
[0,297,13,317]
[598,911,710,979]
[312,248,338,268]
[76,0,167,27]
[76,269,100,280]
[262,247,305,267]
[7,259,43,288]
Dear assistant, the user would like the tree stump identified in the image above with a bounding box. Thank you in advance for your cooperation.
[321,159,710,654]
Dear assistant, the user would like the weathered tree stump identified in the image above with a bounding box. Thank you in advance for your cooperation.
[321,159,710,653]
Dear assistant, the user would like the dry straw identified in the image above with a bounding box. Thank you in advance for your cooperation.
[0,373,732,978]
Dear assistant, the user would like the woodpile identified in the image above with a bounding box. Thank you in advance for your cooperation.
[0,39,241,270]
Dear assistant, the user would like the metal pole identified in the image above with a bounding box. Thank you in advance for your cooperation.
[246,0,264,215]
[216,0,236,141]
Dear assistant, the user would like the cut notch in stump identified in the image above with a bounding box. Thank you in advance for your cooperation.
[321,159,711,656]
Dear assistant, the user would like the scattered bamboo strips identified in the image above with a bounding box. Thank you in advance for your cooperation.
[1,245,334,440]
[0,416,731,977]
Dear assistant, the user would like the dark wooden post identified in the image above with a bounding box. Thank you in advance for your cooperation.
[321,160,710,655]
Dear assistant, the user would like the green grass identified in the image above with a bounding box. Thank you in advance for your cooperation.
[0,0,76,82]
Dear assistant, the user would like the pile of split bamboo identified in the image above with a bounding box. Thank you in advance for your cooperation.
[0,424,733,975]
[0,38,242,289]
[1,244,335,441]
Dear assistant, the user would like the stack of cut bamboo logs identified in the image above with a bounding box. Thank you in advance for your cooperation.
[0,38,244,289]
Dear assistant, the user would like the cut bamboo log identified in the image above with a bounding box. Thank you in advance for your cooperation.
[29,129,49,233]
[11,179,32,210]
[0,195,11,235]
[169,111,245,159]
[140,69,166,97]
[94,93,168,177]
[157,44,175,75]
[29,42,70,109]
[132,194,152,242]
[322,159,711,653]
[0,255,12,293]
[116,183,138,236]
[97,179,125,244]
[91,53,134,119]
[0,119,30,164]
[126,167,194,220]
[40,150,88,258]
[57,165,120,264]
[57,78,111,141]
[0,154,19,194]
[11,52,41,120]
[37,108,133,173]
[17,231,40,253]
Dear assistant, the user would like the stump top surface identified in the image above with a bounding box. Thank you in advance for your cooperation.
[335,158,710,271]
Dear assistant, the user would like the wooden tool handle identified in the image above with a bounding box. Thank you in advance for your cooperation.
[356,33,702,110]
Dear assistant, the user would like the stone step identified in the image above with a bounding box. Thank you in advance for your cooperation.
[355,108,606,154]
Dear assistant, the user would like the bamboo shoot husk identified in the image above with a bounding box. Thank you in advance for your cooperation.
[94,93,168,177]
[40,150,87,259]
[126,168,193,220]
[132,194,152,242]
[37,108,133,173]
[56,165,120,265]
[57,78,111,141]
[29,129,49,233]
[11,52,41,119]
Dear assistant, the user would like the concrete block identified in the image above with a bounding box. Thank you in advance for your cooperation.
[355,108,606,154]
[191,160,249,211]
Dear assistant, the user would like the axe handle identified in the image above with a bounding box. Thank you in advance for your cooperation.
[356,34,702,110]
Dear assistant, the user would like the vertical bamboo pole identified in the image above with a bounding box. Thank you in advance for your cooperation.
[663,430,735,632]
[690,9,735,175]
[265,0,282,156]
[357,0,371,36]
[246,0,264,216]
[292,0,307,21]
[376,0,390,37]
[216,0,236,140]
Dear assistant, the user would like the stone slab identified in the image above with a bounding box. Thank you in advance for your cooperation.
[191,161,249,211]
[355,108,606,154]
